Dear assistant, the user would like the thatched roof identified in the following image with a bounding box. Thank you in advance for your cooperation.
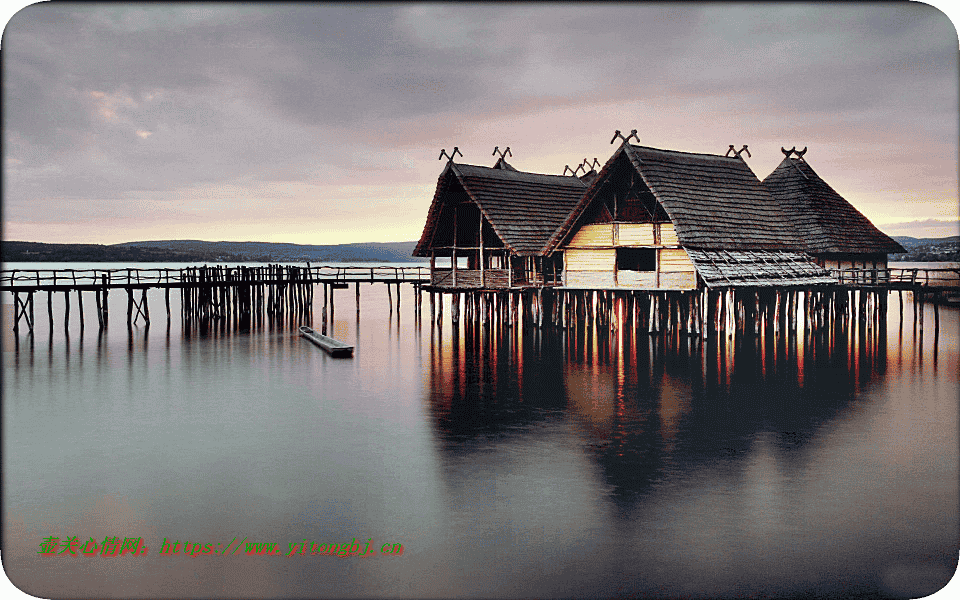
[413,162,588,257]
[546,144,806,252]
[761,157,905,255]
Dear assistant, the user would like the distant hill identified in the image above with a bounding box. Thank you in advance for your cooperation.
[7,236,956,264]
[891,236,960,261]
[2,240,425,263]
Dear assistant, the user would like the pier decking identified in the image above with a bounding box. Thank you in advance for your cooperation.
[1,264,956,339]
[1,264,429,334]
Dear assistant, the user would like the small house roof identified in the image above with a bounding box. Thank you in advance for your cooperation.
[761,157,906,255]
[686,250,837,288]
[413,161,588,257]
[546,144,806,252]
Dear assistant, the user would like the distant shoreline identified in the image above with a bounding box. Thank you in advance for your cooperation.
[2,235,956,263]
[0,240,426,264]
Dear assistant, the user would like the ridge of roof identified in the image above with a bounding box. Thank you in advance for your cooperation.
[626,144,746,162]
[454,162,588,187]
[762,157,906,254]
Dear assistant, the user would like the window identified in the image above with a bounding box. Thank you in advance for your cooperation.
[617,248,656,272]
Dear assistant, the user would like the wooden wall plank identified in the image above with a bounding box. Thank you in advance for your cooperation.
[660,223,679,246]
[568,224,614,247]
[659,272,697,289]
[566,249,616,271]
[659,248,696,272]
[617,223,655,245]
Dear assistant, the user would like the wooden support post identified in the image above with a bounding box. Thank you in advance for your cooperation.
[707,289,718,334]
[356,282,361,317]
[13,292,20,334]
[142,288,150,325]
[47,290,54,331]
[63,290,70,331]
[898,289,903,327]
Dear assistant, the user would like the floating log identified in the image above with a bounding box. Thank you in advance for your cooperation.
[299,325,353,357]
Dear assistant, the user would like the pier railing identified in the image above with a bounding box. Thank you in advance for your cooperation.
[3,265,959,292]
[830,267,960,288]
[0,265,430,290]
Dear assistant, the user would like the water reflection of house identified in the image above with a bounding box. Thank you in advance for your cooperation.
[416,137,901,292]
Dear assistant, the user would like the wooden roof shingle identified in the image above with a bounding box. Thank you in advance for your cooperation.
[413,162,588,257]
[547,144,806,252]
[761,157,906,255]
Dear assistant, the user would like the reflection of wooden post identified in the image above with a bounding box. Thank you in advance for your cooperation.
[47,290,54,331]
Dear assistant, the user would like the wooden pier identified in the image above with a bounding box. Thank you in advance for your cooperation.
[2,265,956,340]
[418,267,960,340]
[1,264,429,335]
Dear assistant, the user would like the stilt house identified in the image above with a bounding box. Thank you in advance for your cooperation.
[413,154,588,288]
[761,149,905,271]
[543,143,837,290]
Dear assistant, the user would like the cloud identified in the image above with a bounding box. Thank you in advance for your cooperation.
[2,4,956,243]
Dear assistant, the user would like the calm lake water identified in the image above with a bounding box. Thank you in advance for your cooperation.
[2,262,958,598]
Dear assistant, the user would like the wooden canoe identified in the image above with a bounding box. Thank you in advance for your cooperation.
[299,325,354,357]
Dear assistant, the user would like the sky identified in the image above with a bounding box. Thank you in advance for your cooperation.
[2,2,959,245]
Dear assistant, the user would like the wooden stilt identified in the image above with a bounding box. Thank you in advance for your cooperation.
[13,292,21,333]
